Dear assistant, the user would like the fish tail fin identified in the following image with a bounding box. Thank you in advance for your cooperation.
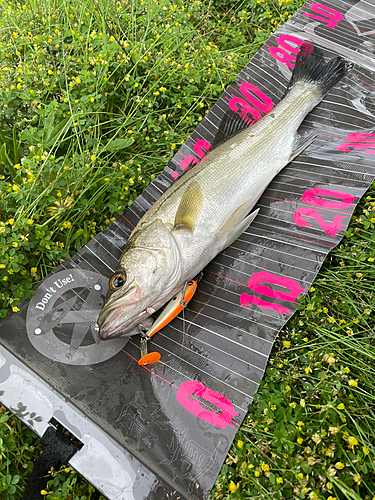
[288,42,352,97]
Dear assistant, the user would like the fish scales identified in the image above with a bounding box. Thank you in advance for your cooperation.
[135,83,322,279]
[98,43,352,340]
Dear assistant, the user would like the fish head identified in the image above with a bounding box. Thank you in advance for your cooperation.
[97,219,181,340]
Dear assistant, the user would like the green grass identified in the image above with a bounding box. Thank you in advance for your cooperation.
[0,0,374,499]
[212,186,375,500]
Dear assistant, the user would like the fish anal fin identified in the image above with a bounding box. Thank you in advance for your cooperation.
[174,181,203,232]
[218,201,260,249]
[289,132,316,162]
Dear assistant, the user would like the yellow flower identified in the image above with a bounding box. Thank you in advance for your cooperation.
[329,426,340,435]
[305,367,312,374]
[352,474,361,485]
[76,77,81,84]
[276,477,283,484]
[285,385,291,391]
[3,276,8,281]
[312,433,321,444]
[12,306,20,312]
[31,267,37,273]
[8,218,14,225]
[297,473,304,480]
[289,402,296,408]
[237,440,243,449]
[297,437,303,444]
[8,269,13,274]
[12,242,18,248]
[337,403,345,410]
[283,340,291,348]
[348,379,358,387]
[254,470,261,477]
[228,481,237,493]
[348,436,358,447]
[104,178,110,182]
[335,462,345,469]
[323,353,335,365]
[91,154,96,160]
[47,196,74,214]
[363,446,370,455]
[261,462,269,472]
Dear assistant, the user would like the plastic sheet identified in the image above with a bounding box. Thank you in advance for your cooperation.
[1,0,375,498]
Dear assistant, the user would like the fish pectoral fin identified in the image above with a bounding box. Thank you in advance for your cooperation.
[218,202,260,249]
[173,181,203,232]
[289,132,317,162]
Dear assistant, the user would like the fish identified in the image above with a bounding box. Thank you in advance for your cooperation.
[97,43,352,340]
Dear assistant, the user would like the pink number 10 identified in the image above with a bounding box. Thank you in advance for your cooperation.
[240,271,304,314]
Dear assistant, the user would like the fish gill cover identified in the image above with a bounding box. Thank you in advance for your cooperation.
[1,0,375,499]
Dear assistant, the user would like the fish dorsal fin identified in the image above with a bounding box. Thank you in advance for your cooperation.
[218,200,260,249]
[174,158,197,181]
[174,181,203,232]
[289,132,317,162]
[211,108,252,150]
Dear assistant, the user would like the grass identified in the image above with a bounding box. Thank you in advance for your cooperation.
[0,0,374,499]
[212,185,375,500]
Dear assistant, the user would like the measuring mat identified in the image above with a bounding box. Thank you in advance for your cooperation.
[1,0,375,498]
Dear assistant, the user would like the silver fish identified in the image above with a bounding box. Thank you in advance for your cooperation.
[98,43,351,340]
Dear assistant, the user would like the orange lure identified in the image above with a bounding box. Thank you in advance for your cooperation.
[138,280,197,365]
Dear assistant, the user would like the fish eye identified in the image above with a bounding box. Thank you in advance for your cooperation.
[110,272,126,290]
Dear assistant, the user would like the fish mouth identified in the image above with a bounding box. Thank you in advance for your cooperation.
[98,284,152,340]
[98,308,148,340]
